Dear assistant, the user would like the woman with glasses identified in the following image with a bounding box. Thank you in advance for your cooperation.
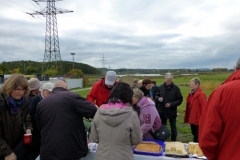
[0,74,32,160]
[184,77,207,142]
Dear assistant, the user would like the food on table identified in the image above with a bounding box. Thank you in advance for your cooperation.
[134,142,162,153]
[188,143,204,157]
[165,142,188,156]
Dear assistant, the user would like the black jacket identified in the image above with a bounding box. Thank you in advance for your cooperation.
[155,82,183,119]
[139,86,150,97]
[29,94,43,159]
[36,87,97,160]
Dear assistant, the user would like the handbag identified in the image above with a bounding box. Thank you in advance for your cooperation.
[149,125,170,141]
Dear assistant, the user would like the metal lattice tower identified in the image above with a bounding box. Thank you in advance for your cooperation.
[29,0,73,72]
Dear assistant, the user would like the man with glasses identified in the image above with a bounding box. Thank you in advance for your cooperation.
[155,73,183,141]
[87,71,117,107]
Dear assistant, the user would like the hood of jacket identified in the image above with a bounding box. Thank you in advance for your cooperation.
[98,106,133,127]
[137,96,155,108]
[222,70,240,84]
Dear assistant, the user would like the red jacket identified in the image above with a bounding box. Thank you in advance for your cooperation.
[199,70,240,160]
[86,78,117,107]
[184,87,207,125]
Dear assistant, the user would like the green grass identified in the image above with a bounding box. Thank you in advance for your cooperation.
[76,72,231,143]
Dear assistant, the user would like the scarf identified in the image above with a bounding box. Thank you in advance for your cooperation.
[190,88,198,96]
[7,96,24,115]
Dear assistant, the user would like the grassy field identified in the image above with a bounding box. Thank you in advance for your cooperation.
[75,72,231,143]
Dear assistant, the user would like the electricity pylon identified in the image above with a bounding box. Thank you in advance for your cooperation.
[29,0,73,73]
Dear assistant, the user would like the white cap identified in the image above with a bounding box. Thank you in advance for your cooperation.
[43,82,54,92]
[105,71,117,85]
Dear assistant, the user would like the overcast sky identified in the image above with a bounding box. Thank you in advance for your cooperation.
[0,0,240,69]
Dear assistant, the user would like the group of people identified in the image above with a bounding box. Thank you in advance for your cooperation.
[0,58,240,160]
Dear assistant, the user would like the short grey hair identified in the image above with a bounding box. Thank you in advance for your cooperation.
[165,72,173,79]
[236,58,240,70]
[190,77,201,85]
[132,88,144,100]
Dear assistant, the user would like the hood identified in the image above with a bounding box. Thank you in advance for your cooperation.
[137,96,155,108]
[222,70,240,84]
[98,107,133,127]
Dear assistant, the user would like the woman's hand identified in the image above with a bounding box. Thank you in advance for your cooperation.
[26,129,31,134]
[5,152,17,160]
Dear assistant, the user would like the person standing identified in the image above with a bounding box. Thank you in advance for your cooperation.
[150,81,158,102]
[155,73,183,141]
[29,82,54,160]
[0,74,32,160]
[139,79,151,98]
[28,78,41,99]
[87,71,117,107]
[37,80,97,160]
[132,88,161,140]
[131,78,139,89]
[199,58,240,160]
[184,78,207,142]
[90,82,142,160]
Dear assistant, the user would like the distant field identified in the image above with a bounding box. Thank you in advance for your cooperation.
[76,72,231,143]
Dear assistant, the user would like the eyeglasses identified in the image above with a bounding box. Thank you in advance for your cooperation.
[14,88,26,92]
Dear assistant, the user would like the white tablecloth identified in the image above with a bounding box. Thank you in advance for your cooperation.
[36,152,197,160]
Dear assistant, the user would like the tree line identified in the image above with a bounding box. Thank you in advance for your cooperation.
[0,60,100,77]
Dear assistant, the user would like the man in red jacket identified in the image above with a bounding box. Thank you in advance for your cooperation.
[199,58,240,160]
[87,71,117,107]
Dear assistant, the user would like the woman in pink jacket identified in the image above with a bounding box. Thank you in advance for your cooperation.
[132,88,162,140]
[184,77,207,142]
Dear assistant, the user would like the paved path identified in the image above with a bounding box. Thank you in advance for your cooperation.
[71,87,92,92]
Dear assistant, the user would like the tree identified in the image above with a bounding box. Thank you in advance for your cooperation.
[0,63,10,74]
[69,69,83,78]
[11,68,21,74]
[44,69,58,77]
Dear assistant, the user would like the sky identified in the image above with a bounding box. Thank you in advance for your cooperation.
[0,0,240,69]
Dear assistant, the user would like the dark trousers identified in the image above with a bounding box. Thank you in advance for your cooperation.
[191,124,199,142]
[0,140,31,160]
[161,117,177,141]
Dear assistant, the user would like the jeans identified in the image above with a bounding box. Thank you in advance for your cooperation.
[161,117,177,141]
[191,124,199,142]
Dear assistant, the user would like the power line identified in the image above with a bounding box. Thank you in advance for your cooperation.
[1,1,83,54]
[0,2,27,13]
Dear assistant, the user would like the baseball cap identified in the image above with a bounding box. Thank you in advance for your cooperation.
[105,71,117,85]
[42,82,54,92]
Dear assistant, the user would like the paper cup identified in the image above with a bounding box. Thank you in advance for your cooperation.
[24,134,32,144]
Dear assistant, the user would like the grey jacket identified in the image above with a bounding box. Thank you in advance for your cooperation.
[90,106,142,160]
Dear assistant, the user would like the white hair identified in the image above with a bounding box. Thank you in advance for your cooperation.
[165,72,173,79]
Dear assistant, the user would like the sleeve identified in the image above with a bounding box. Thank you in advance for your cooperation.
[24,113,33,131]
[170,86,183,108]
[0,109,13,157]
[140,106,156,134]
[86,83,98,105]
[154,87,161,102]
[130,112,143,145]
[22,103,32,131]
[199,90,223,160]
[73,94,97,119]
[90,111,99,143]
[36,103,41,131]
[184,93,190,123]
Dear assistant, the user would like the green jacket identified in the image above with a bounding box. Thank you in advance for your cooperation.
[0,93,33,158]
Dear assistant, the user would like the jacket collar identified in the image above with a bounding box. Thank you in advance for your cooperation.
[222,70,240,84]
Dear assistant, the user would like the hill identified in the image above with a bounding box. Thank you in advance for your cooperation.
[0,60,100,75]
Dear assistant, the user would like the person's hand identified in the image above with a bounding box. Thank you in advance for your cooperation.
[26,129,31,134]
[5,152,17,160]
[158,97,163,102]
[165,103,171,107]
